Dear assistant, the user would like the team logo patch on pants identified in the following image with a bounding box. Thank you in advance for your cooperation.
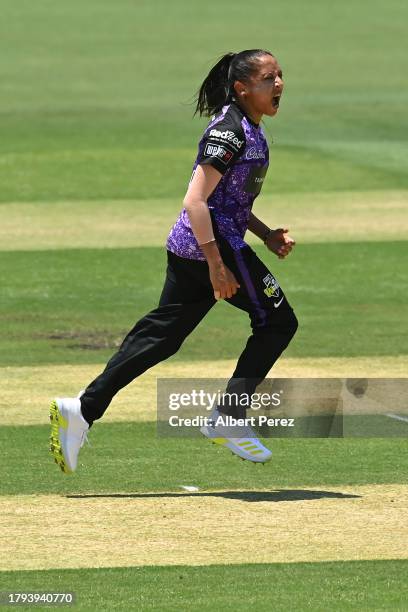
[262,272,280,298]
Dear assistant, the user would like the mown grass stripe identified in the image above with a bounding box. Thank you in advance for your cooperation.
[1,242,407,367]
[0,190,407,250]
[2,356,407,427]
[1,422,408,496]
[0,560,407,611]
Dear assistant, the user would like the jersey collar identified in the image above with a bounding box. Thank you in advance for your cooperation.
[230,98,260,128]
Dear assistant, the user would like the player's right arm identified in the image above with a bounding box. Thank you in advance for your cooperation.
[183,164,240,300]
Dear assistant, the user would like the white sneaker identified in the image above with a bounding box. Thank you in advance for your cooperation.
[49,397,90,474]
[200,409,272,464]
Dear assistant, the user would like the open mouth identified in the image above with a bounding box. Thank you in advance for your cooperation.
[272,95,281,108]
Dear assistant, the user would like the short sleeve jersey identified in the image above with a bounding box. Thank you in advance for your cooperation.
[166,99,270,261]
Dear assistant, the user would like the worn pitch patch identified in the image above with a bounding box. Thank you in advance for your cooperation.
[1,485,407,571]
[0,190,406,250]
[1,356,407,426]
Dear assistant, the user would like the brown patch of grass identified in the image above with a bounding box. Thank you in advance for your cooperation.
[45,329,128,350]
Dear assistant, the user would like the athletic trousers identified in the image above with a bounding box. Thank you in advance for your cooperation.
[80,237,298,426]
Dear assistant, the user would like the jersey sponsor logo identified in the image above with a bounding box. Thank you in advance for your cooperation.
[204,142,234,165]
[209,128,244,149]
[263,272,280,299]
[243,165,268,195]
[245,147,265,160]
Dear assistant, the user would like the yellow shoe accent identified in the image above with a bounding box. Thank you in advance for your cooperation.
[49,400,72,474]
[213,437,228,445]
[250,449,265,455]
[238,441,254,447]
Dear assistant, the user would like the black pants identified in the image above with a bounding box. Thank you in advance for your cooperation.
[80,240,298,425]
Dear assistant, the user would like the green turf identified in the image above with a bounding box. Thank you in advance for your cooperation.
[1,560,407,611]
[1,422,407,496]
[0,0,408,612]
[1,242,407,366]
[1,143,406,203]
[0,0,407,202]
[1,1,407,608]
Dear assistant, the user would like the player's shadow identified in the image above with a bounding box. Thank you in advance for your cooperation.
[67,490,361,503]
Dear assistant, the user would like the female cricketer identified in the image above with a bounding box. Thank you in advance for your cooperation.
[49,49,298,473]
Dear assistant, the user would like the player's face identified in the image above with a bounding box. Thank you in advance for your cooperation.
[235,55,284,120]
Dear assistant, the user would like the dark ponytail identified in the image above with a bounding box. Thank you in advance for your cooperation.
[194,49,274,117]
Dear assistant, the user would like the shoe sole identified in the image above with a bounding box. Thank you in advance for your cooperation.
[49,400,72,474]
[202,429,272,464]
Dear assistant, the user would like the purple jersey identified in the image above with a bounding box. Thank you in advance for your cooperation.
[166,99,269,261]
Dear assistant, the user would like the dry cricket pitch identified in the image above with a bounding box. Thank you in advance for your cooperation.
[1,485,407,571]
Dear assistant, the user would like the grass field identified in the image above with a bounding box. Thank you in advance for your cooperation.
[1,0,407,609]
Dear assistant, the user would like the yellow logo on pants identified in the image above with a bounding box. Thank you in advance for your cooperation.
[262,273,280,299]
[264,286,278,298]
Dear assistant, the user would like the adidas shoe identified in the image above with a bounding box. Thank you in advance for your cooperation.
[49,397,90,474]
[200,409,272,463]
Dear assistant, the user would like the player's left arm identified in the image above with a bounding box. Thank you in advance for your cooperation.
[248,211,296,259]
